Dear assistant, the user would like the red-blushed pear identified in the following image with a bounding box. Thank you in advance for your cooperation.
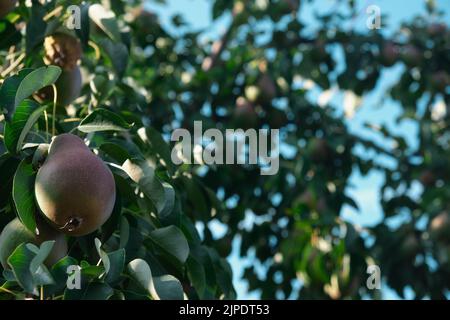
[401,44,423,66]
[0,0,17,19]
[429,212,450,242]
[400,234,420,258]
[430,71,450,92]
[0,217,67,269]
[279,0,300,15]
[256,61,277,103]
[44,33,82,71]
[308,138,331,163]
[427,23,447,36]
[419,169,437,187]
[38,66,82,108]
[35,134,116,236]
[233,96,259,129]
[38,33,83,108]
[380,41,399,67]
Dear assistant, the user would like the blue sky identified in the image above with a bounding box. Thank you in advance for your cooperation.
[146,0,450,299]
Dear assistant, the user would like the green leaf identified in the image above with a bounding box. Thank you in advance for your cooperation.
[186,255,206,298]
[78,108,132,133]
[28,241,55,274]
[122,159,166,213]
[81,265,105,280]
[127,258,157,298]
[0,154,20,208]
[100,190,122,243]
[191,245,216,289]
[153,275,184,300]
[97,38,129,78]
[94,238,110,276]
[81,282,114,300]
[25,2,46,54]
[64,281,114,300]
[49,256,78,294]
[89,4,122,42]
[159,182,175,220]
[207,248,235,297]
[105,249,125,284]
[142,127,176,173]
[0,69,33,118]
[7,243,36,294]
[2,269,16,282]
[74,3,90,47]
[119,216,129,249]
[14,66,61,108]
[100,142,131,164]
[4,99,47,154]
[147,226,190,264]
[12,159,37,233]
[0,20,21,50]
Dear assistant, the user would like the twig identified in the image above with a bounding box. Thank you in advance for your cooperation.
[44,110,49,143]
[62,118,82,122]
[43,6,63,22]
[0,286,17,296]
[88,41,101,60]
[1,52,25,78]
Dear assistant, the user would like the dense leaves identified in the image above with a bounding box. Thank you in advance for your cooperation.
[0,0,449,300]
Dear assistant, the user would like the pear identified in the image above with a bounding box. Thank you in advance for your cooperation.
[38,66,82,108]
[35,134,116,236]
[308,138,331,162]
[39,33,83,109]
[233,97,258,129]
[0,0,17,19]
[44,33,82,71]
[0,217,67,269]
[429,212,450,242]
[380,41,399,67]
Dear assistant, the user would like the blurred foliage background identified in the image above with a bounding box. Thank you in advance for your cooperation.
[0,0,449,299]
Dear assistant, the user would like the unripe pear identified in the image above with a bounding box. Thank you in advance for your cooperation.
[0,217,67,269]
[35,134,116,236]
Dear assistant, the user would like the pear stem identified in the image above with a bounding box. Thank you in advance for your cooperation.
[44,110,49,143]
[51,84,58,137]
